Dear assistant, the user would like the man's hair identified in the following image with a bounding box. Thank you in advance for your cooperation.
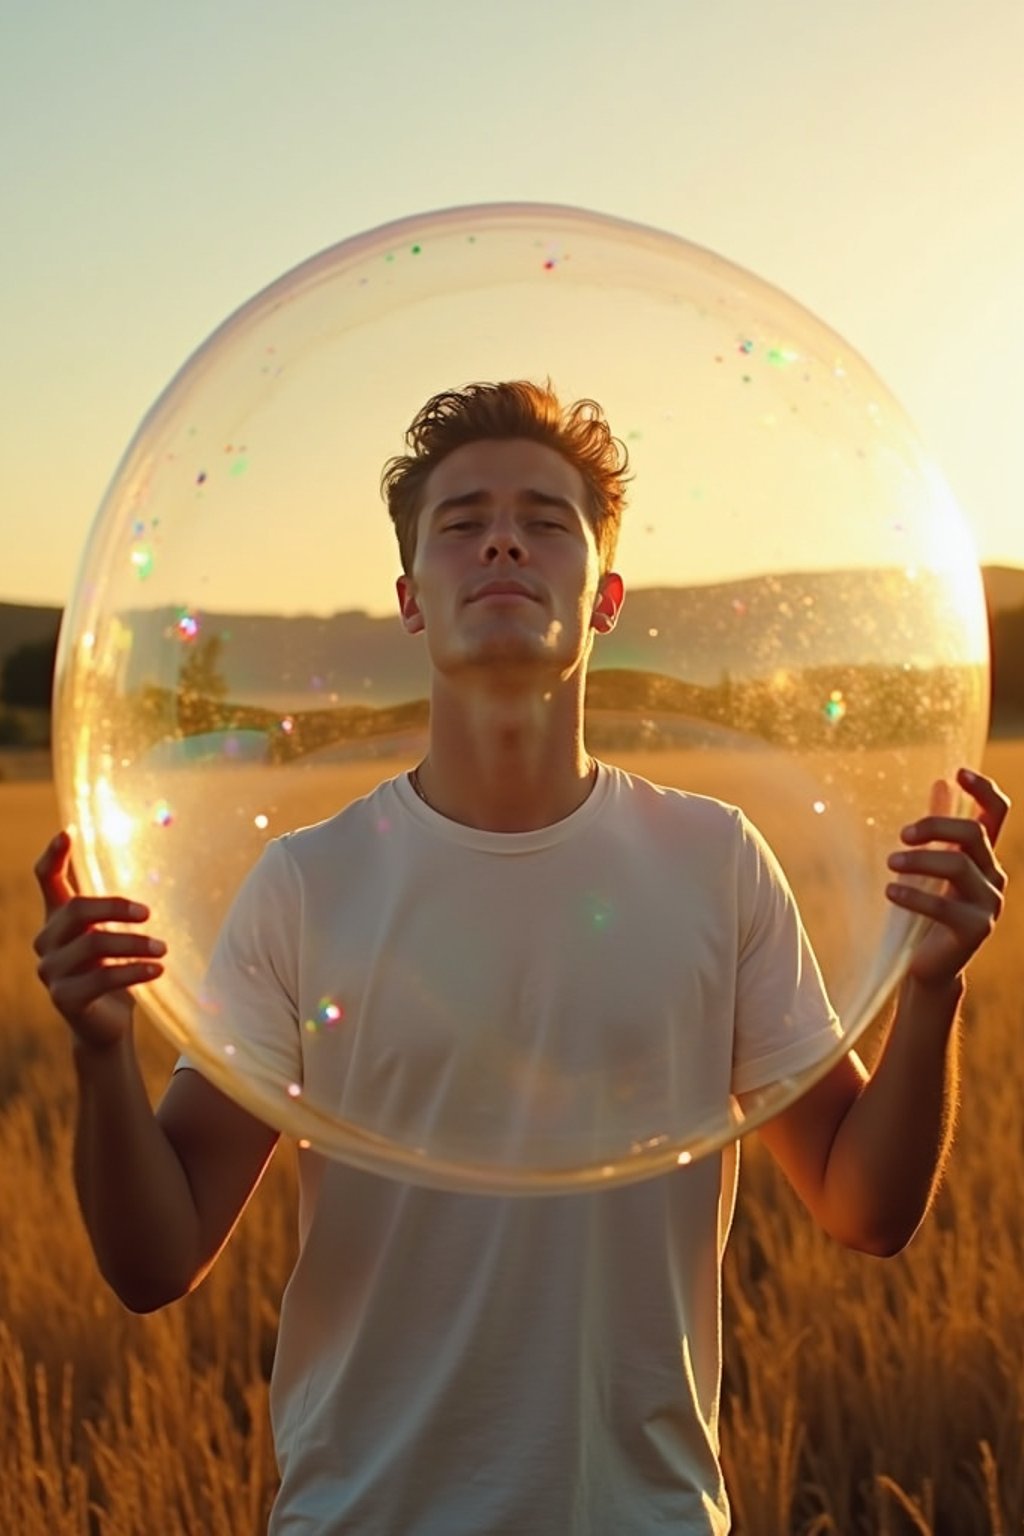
[380,380,631,575]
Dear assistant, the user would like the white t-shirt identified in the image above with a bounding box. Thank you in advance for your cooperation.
[187,762,843,1534]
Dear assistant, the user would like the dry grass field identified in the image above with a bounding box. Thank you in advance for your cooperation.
[0,743,1021,1535]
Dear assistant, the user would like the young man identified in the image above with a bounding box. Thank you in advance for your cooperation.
[35,382,1009,1534]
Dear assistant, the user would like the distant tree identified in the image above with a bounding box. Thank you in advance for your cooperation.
[1,637,58,709]
[990,606,1024,722]
[0,710,27,745]
[176,633,230,735]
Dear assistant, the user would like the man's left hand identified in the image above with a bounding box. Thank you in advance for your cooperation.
[886,768,1010,991]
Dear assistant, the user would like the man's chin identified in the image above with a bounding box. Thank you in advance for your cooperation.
[431,637,579,681]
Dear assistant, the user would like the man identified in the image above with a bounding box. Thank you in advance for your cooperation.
[35,382,1009,1534]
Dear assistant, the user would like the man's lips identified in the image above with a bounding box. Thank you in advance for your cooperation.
[467,581,539,602]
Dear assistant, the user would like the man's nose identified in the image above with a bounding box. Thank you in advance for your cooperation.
[482,519,525,561]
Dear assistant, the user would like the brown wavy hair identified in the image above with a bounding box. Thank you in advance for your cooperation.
[380,380,630,575]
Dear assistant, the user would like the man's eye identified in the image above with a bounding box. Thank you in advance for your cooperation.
[443,520,479,532]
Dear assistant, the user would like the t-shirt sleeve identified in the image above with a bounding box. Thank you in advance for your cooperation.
[174,836,302,1086]
[730,811,844,1096]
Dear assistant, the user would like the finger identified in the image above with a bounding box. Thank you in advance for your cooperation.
[900,815,999,879]
[37,930,167,981]
[957,768,1011,846]
[885,883,997,944]
[48,963,164,1016]
[928,778,954,818]
[887,847,1000,901]
[33,895,152,957]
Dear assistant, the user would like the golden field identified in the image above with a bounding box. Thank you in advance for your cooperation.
[0,743,1021,1535]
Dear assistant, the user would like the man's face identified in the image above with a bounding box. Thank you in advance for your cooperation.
[396,438,623,683]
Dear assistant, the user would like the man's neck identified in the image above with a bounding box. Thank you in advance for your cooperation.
[415,683,595,832]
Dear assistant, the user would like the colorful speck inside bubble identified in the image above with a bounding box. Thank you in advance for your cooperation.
[153,801,174,827]
[823,690,847,724]
[304,997,344,1034]
[131,545,154,580]
[175,610,199,640]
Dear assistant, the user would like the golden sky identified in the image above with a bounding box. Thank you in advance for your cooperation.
[3,0,1022,608]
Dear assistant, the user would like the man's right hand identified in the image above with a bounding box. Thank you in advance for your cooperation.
[33,830,166,1052]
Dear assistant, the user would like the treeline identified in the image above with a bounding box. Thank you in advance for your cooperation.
[585,663,985,752]
[991,605,1024,729]
[2,607,1022,749]
[49,643,990,762]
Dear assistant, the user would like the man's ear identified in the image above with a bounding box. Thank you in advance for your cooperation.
[591,572,625,636]
[396,573,425,635]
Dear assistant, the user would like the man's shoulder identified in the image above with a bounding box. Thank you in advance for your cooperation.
[274,775,397,861]
[603,762,745,836]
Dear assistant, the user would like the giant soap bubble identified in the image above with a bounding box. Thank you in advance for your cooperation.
[54,204,989,1193]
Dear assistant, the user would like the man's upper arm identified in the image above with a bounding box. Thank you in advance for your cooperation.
[739,1051,867,1237]
[156,1067,280,1288]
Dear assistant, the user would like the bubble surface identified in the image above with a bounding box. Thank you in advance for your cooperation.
[54,204,989,1193]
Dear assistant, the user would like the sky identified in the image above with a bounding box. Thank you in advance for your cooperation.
[3,0,1023,613]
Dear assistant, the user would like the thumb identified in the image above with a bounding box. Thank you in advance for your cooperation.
[928,778,953,819]
[35,830,81,917]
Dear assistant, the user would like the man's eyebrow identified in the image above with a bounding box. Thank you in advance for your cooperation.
[523,489,577,512]
[431,491,488,517]
[430,488,577,518]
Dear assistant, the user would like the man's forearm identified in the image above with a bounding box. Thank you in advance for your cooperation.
[822,976,963,1255]
[73,1029,202,1311]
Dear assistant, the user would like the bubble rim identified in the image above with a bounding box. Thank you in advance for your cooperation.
[50,202,989,1193]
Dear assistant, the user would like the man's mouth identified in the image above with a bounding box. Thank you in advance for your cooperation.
[469,581,538,602]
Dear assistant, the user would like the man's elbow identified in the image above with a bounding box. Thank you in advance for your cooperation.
[831,1216,920,1259]
[101,1258,198,1315]
[120,1290,178,1316]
